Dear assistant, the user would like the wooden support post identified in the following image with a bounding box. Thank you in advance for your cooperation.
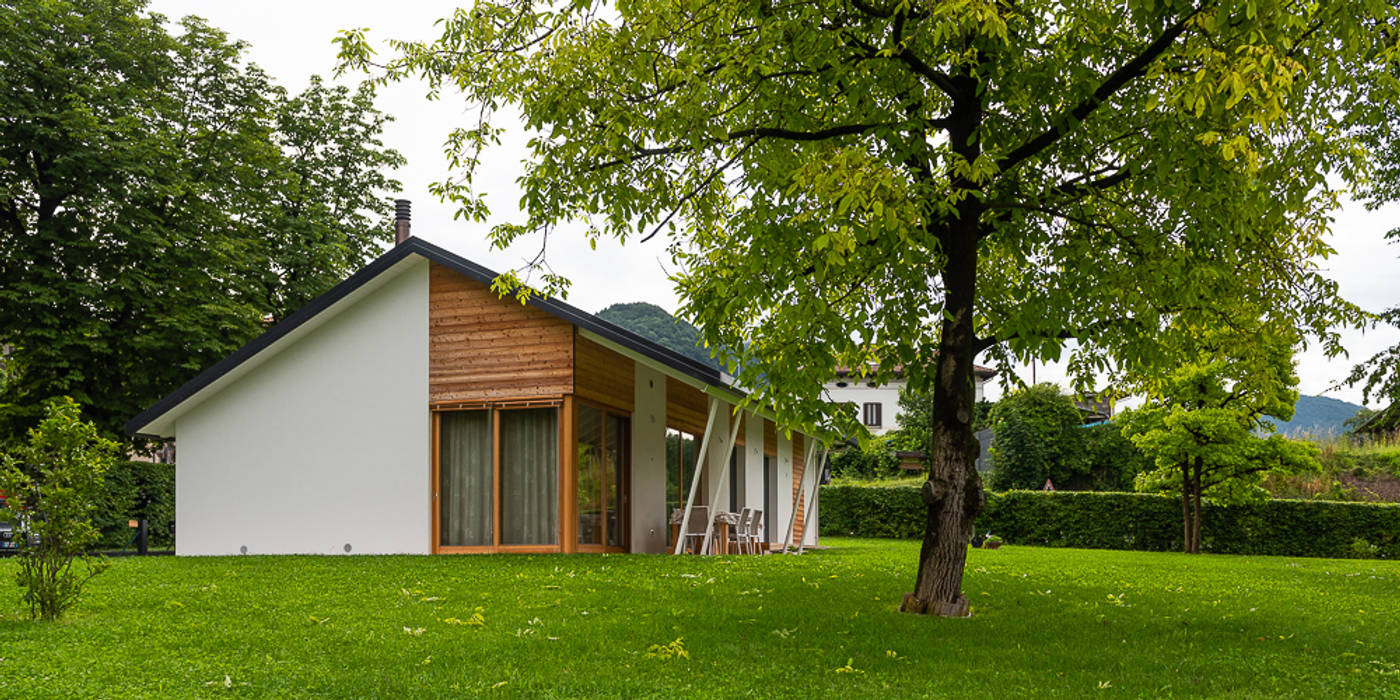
[699,407,743,555]
[673,397,720,555]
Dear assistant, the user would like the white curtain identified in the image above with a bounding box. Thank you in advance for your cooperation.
[440,410,492,546]
[500,408,558,545]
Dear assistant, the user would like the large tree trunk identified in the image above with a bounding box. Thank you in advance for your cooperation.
[1180,458,1205,554]
[900,166,983,617]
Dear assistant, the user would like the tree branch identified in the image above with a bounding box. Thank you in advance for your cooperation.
[590,122,895,171]
[996,7,1202,175]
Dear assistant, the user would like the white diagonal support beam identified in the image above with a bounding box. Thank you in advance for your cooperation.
[797,447,829,554]
[700,407,744,555]
[673,397,721,555]
[782,436,820,552]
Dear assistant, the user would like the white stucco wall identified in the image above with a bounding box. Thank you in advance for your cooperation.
[743,411,764,513]
[174,259,430,555]
[631,364,668,553]
[704,408,732,511]
[776,431,793,544]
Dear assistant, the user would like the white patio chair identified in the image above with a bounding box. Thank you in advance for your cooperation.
[680,505,710,554]
[747,508,765,554]
[727,507,754,555]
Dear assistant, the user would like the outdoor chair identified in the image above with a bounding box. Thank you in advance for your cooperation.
[748,508,765,554]
[727,507,754,554]
[680,505,710,554]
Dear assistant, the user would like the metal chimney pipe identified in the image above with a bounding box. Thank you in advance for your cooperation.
[393,199,412,245]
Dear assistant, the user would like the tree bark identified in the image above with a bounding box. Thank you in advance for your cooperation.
[895,63,987,618]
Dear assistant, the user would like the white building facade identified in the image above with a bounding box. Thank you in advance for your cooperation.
[823,366,995,436]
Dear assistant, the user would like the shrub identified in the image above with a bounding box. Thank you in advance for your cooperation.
[0,397,118,620]
[1079,422,1148,491]
[819,485,1400,559]
[828,442,899,480]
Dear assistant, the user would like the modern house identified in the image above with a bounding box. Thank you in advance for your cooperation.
[127,213,822,556]
[824,365,995,435]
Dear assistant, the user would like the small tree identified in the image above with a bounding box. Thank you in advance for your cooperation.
[0,397,118,620]
[1121,349,1317,553]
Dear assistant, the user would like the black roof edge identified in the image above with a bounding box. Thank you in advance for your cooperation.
[124,242,423,437]
[125,237,731,437]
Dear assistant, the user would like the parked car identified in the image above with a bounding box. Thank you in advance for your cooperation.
[0,519,16,554]
[0,497,22,555]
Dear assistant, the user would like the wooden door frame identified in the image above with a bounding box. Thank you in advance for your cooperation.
[573,398,631,553]
[431,400,567,554]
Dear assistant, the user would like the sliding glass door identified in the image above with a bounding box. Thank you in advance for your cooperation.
[436,407,559,551]
[500,408,558,546]
[576,403,629,550]
[439,410,492,547]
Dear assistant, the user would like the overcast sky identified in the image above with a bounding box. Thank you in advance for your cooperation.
[148,1,1399,406]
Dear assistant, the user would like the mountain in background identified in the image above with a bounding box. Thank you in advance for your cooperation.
[1264,395,1365,438]
[596,302,719,371]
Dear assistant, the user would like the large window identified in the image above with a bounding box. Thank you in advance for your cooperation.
[729,449,741,512]
[577,403,628,550]
[665,428,699,526]
[500,409,559,545]
[439,410,493,547]
[437,407,559,550]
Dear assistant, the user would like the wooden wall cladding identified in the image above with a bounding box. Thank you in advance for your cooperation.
[763,419,777,457]
[574,335,635,413]
[665,377,710,436]
[792,433,806,543]
[428,263,574,402]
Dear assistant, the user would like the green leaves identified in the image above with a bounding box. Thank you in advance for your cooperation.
[0,396,118,620]
[0,1,403,443]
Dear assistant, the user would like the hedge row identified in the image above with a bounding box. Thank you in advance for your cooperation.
[818,485,1400,559]
[91,460,176,549]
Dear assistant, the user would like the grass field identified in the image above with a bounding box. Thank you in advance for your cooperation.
[1,539,1398,698]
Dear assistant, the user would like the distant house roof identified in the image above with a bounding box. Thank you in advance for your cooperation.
[126,237,733,438]
[834,363,996,381]
[1355,402,1400,436]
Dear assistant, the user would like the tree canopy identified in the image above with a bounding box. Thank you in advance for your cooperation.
[0,0,404,442]
[1121,334,1318,553]
[987,384,1086,491]
[339,0,1399,615]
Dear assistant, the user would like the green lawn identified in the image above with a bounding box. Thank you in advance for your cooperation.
[1,539,1398,698]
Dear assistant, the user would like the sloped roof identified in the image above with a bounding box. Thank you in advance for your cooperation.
[834,363,997,380]
[1355,401,1400,436]
[125,237,728,438]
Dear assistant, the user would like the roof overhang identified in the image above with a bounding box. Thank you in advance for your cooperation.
[127,252,427,438]
[127,237,742,439]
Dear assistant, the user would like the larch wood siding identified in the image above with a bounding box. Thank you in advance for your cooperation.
[428,262,574,403]
[666,377,710,436]
[792,434,806,543]
[763,419,777,457]
[574,335,635,413]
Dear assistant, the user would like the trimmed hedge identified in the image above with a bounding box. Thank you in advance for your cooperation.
[818,485,1400,559]
[92,460,176,549]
